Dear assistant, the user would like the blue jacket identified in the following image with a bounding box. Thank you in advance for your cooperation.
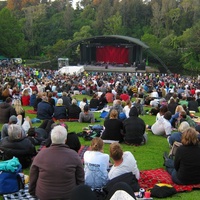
[37,101,54,120]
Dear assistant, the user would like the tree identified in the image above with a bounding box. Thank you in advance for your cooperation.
[0,8,25,57]
[103,12,124,35]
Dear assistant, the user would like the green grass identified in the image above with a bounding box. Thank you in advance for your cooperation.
[1,95,200,199]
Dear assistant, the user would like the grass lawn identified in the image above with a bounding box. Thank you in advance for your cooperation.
[1,94,200,199]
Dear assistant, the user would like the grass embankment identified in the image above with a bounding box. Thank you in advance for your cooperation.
[1,94,200,200]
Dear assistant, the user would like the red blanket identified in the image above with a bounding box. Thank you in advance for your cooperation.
[26,110,37,114]
[139,168,200,192]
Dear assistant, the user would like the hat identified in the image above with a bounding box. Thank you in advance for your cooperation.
[9,115,18,124]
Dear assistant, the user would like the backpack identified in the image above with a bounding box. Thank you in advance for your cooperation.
[0,157,24,194]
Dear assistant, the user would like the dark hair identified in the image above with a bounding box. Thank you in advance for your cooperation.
[159,105,168,115]
[84,105,89,112]
[5,97,12,103]
[164,111,172,120]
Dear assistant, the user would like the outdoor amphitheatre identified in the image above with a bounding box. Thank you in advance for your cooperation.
[0,35,200,200]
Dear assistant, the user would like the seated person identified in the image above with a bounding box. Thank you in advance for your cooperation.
[123,107,147,145]
[133,98,144,115]
[67,99,81,120]
[105,100,124,120]
[101,109,123,142]
[33,92,42,111]
[164,128,200,185]
[123,100,132,119]
[178,110,197,128]
[1,115,19,139]
[53,98,67,120]
[79,97,88,111]
[84,138,109,189]
[0,97,17,124]
[37,96,54,120]
[108,142,140,181]
[188,96,199,112]
[1,115,31,139]
[78,105,95,123]
[0,124,36,168]
[89,93,100,111]
[169,105,184,128]
[29,125,84,200]
[151,111,172,137]
[98,93,108,110]
[168,121,190,146]
[155,105,168,121]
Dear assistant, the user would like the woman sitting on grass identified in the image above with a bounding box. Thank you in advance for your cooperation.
[84,137,109,189]
[101,109,124,142]
[164,127,200,185]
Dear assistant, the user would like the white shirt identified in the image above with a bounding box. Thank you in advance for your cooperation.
[108,151,140,180]
[84,151,109,189]
[151,116,171,136]
[123,105,132,118]
[79,101,87,111]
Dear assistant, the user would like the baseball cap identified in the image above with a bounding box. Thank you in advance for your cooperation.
[9,115,18,124]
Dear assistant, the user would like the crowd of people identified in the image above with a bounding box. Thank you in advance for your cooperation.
[1,64,200,199]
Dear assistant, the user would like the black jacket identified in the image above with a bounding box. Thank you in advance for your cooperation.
[0,137,36,168]
[0,102,17,123]
[123,107,146,145]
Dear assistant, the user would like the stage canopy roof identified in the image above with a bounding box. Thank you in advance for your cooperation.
[68,35,149,49]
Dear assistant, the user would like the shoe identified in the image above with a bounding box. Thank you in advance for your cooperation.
[163,152,168,166]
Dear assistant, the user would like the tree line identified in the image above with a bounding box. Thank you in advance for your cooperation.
[0,0,200,72]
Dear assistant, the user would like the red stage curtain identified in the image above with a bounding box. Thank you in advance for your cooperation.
[96,46,129,64]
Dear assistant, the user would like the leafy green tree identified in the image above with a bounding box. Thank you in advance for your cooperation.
[0,8,25,57]
[103,12,124,35]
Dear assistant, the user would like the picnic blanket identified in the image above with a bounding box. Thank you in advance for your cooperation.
[26,110,37,114]
[3,184,37,200]
[3,147,90,200]
[139,168,200,192]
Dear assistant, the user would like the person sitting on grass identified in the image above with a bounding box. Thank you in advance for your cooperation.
[101,109,124,142]
[29,125,84,200]
[164,127,200,185]
[0,124,36,168]
[78,105,95,123]
[53,98,67,121]
[168,121,190,147]
[150,111,172,137]
[108,142,140,181]
[123,106,147,145]
[84,137,109,189]
[67,99,81,121]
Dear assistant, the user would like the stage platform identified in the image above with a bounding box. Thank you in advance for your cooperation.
[83,65,158,73]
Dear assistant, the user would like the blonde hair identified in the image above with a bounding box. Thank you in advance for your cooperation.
[13,99,24,115]
[175,105,184,113]
[178,121,190,133]
[181,127,199,146]
[90,138,103,151]
[110,109,118,119]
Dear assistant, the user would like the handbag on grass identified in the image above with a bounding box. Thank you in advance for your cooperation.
[0,157,24,194]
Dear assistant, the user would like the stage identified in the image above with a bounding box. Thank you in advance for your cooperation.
[83,65,158,73]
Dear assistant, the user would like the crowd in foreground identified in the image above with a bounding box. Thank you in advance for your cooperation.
[1,64,200,199]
